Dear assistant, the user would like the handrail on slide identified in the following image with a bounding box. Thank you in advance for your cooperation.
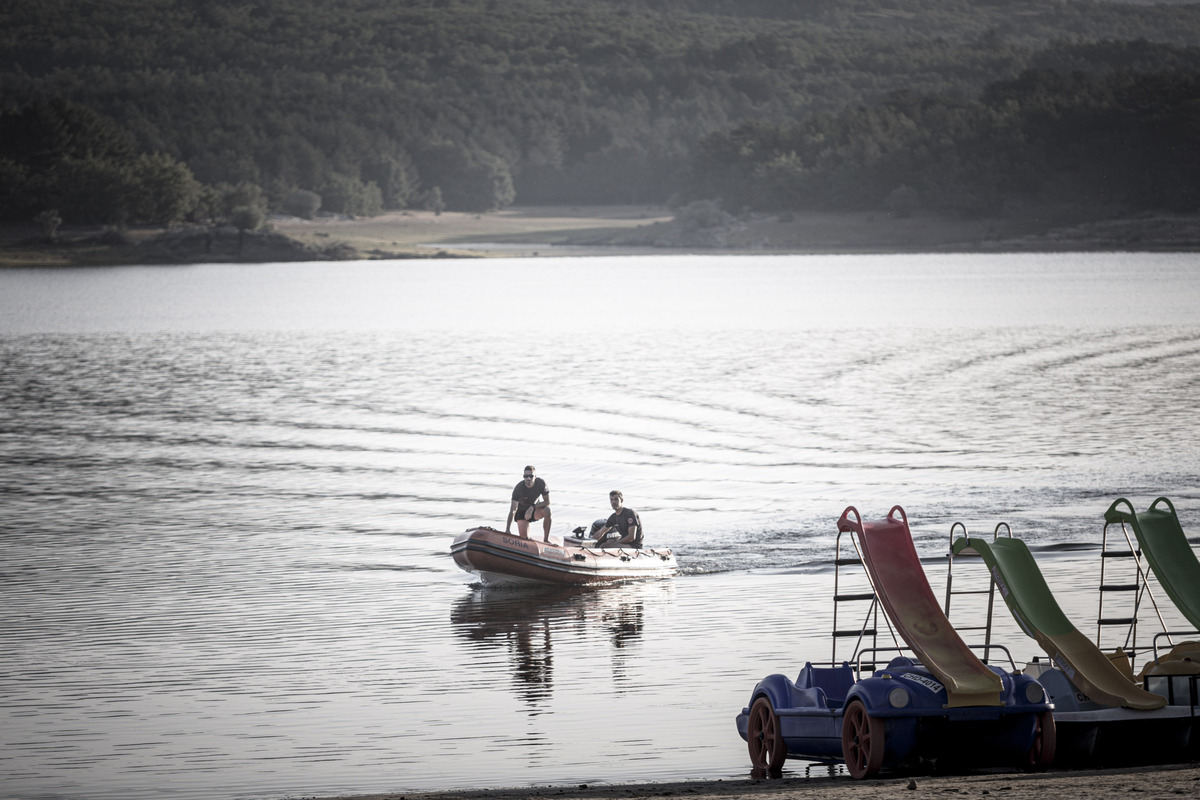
[838,505,1003,708]
[944,522,1011,665]
[1149,632,1200,665]
[948,521,1013,551]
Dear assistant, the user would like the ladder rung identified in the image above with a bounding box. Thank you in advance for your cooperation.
[1098,617,1136,626]
[833,629,876,637]
[1102,550,1140,558]
[834,593,875,602]
[950,589,992,595]
[835,558,863,566]
[954,625,989,631]
[1100,584,1139,591]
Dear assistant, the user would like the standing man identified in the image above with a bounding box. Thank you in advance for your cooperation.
[506,465,552,541]
[593,490,642,548]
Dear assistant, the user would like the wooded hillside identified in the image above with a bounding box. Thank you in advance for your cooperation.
[2,0,1200,224]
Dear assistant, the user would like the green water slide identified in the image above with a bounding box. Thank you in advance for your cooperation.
[1104,497,1200,632]
[951,536,1165,710]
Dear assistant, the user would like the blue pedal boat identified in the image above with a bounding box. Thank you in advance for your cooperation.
[735,506,1056,778]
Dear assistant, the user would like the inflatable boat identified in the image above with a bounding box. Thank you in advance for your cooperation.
[450,526,678,585]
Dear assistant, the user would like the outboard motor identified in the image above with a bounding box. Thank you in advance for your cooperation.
[570,519,610,545]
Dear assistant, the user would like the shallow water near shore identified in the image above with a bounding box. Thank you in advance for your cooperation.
[2,253,1199,800]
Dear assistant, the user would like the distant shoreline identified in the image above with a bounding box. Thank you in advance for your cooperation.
[5,205,1200,267]
[313,763,1200,800]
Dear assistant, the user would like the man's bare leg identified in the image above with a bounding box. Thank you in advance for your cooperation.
[531,503,552,542]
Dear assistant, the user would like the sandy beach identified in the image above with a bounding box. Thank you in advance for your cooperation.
[7,204,1200,266]
[270,205,1200,258]
[317,763,1200,800]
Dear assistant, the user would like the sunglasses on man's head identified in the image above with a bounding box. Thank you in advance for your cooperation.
[524,473,534,479]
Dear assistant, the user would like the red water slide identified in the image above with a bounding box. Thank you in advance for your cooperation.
[838,505,1003,708]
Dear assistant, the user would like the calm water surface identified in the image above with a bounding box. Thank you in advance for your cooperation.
[2,253,1199,800]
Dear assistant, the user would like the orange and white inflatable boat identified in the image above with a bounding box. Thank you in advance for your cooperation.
[450,526,678,585]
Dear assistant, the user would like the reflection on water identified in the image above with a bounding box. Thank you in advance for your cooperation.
[451,584,657,710]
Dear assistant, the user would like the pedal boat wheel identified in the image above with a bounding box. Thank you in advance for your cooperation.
[747,696,787,776]
[1024,710,1056,772]
[841,700,885,779]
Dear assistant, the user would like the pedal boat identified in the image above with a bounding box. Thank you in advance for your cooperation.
[736,506,1056,779]
[450,526,678,585]
[947,517,1194,768]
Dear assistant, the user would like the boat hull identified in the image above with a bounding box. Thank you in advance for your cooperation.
[1029,664,1195,766]
[451,526,677,585]
[736,659,1055,773]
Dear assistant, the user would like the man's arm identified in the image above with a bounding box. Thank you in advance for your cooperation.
[595,510,619,541]
[616,512,640,544]
[592,517,616,545]
[505,499,518,533]
[527,486,550,520]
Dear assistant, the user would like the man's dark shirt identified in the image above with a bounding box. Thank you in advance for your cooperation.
[512,477,549,515]
[605,507,643,545]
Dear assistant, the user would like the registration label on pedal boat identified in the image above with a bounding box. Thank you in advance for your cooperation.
[903,674,945,695]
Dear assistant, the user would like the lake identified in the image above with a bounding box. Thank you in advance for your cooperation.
[1,252,1198,800]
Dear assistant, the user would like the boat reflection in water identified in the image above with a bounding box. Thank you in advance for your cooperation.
[450,581,674,709]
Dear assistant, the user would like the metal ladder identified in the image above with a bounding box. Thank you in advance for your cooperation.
[831,525,899,671]
[1097,516,1173,660]
[943,522,1005,664]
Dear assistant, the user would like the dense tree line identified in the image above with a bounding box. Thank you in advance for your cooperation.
[2,0,1200,223]
[0,99,200,225]
[690,57,1200,216]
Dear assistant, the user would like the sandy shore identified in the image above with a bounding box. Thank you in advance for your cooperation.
[271,205,1200,258]
[270,205,676,258]
[7,204,1200,266]
[316,763,1200,800]
[269,204,1200,258]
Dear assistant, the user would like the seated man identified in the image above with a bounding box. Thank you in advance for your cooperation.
[593,490,643,548]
